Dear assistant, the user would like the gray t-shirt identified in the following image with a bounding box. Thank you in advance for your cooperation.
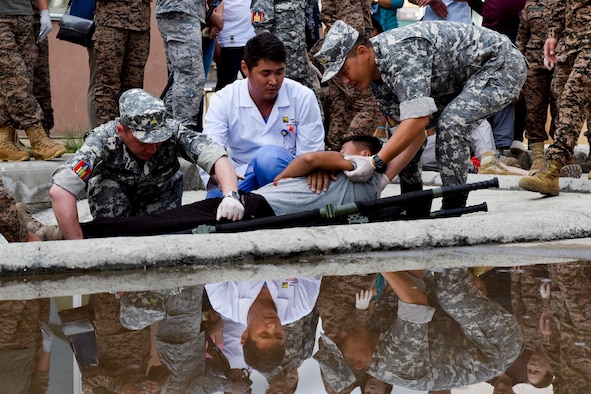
[254,172,381,216]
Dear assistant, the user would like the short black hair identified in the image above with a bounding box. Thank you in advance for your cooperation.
[243,32,287,70]
[339,135,382,155]
[532,372,554,388]
[243,335,285,373]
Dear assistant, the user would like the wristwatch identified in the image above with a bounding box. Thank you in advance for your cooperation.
[223,191,240,200]
[372,154,387,173]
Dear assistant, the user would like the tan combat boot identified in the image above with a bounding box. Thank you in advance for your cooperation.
[0,125,30,162]
[528,142,545,174]
[25,123,66,160]
[518,159,562,196]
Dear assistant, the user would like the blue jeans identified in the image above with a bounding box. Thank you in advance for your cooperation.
[206,145,294,198]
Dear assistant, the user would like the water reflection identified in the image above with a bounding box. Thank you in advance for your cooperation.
[2,263,591,393]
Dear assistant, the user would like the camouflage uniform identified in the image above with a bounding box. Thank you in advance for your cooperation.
[515,0,557,143]
[317,0,380,151]
[0,178,27,243]
[367,269,524,391]
[547,261,591,394]
[30,0,53,134]
[82,293,152,393]
[93,0,151,126]
[251,0,316,91]
[51,90,227,219]
[156,0,206,130]
[544,0,591,165]
[0,1,44,130]
[368,22,527,188]
[153,286,231,393]
[0,298,50,393]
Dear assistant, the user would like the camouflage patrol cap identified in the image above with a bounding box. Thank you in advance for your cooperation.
[313,334,357,392]
[119,88,174,144]
[119,291,166,330]
[314,20,359,83]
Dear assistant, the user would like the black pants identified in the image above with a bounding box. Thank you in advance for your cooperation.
[81,194,275,238]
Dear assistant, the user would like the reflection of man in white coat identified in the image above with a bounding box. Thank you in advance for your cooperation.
[205,278,321,372]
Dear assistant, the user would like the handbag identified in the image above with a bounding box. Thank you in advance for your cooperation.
[56,0,95,47]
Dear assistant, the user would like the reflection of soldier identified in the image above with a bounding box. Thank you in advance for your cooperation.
[315,0,380,151]
[0,298,51,394]
[316,274,376,394]
[251,0,316,91]
[317,269,524,392]
[545,261,591,394]
[93,0,151,125]
[120,286,236,393]
[83,292,156,393]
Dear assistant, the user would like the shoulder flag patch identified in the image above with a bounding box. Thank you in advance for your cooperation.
[73,160,92,181]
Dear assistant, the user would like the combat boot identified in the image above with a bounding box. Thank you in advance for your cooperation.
[518,159,562,196]
[0,125,30,162]
[25,123,66,160]
[528,142,545,174]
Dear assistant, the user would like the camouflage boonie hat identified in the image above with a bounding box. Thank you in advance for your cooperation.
[119,88,174,143]
[313,334,357,392]
[119,291,167,330]
[314,20,359,83]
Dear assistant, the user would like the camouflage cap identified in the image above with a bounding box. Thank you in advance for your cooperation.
[313,334,357,392]
[314,20,359,83]
[119,291,167,330]
[118,88,174,143]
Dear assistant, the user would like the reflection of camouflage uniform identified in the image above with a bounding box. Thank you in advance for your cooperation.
[51,119,226,219]
[0,1,44,130]
[154,286,231,393]
[94,0,151,125]
[515,0,557,143]
[156,0,205,130]
[369,22,526,188]
[544,0,591,164]
[0,298,50,393]
[316,274,376,394]
[367,269,523,391]
[318,0,379,151]
[83,293,151,393]
[547,261,591,394]
[30,0,53,134]
[0,178,27,243]
[251,0,316,90]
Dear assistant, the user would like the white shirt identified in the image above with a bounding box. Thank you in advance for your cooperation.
[201,78,325,187]
[217,0,255,48]
[205,278,321,326]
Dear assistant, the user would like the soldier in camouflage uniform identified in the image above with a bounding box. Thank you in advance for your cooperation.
[315,269,523,392]
[251,0,316,91]
[0,0,65,162]
[519,0,591,194]
[156,0,206,131]
[316,20,527,209]
[93,0,151,126]
[316,0,381,152]
[514,0,557,172]
[0,178,28,243]
[48,88,242,240]
[31,0,53,136]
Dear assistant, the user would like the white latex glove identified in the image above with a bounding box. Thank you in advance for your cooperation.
[38,9,52,43]
[380,174,391,191]
[343,155,376,182]
[40,321,53,352]
[216,196,244,221]
[355,289,372,310]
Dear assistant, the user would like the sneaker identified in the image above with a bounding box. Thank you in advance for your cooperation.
[559,163,582,178]
[510,140,528,155]
[478,151,524,176]
[16,203,44,234]
[35,225,64,241]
